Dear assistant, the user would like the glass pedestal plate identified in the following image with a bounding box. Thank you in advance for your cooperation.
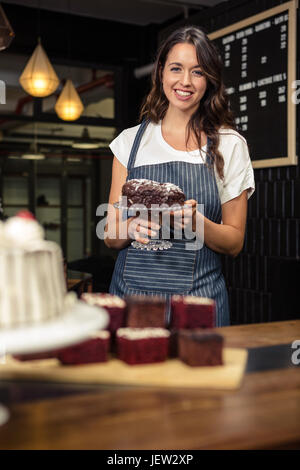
[0,300,108,426]
[114,201,188,251]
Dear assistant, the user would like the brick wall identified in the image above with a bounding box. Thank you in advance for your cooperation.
[224,165,300,324]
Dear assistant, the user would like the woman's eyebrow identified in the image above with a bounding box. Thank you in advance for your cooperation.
[168,61,201,69]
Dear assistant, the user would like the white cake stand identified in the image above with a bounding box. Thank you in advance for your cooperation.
[0,300,109,426]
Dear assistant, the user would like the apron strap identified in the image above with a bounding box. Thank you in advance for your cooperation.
[205,137,212,164]
[127,119,150,170]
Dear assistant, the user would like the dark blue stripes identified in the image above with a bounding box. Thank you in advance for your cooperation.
[123,239,196,294]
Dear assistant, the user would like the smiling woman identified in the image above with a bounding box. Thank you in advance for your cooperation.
[105,26,255,326]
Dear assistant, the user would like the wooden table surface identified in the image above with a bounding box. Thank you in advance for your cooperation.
[0,320,299,450]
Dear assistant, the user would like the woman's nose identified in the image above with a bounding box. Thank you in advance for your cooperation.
[179,70,191,87]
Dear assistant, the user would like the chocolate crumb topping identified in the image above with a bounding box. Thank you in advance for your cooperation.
[122,179,185,208]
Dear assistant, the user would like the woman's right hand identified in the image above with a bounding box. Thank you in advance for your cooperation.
[128,215,160,244]
[105,157,162,249]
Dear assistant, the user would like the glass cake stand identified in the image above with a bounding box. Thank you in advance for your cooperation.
[114,201,188,251]
[0,300,109,426]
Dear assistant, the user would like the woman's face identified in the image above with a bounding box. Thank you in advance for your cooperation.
[162,42,207,116]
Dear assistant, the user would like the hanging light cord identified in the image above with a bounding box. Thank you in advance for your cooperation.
[37,0,41,43]
[34,122,38,153]
[67,0,71,67]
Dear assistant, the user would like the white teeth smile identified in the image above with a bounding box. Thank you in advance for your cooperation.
[175,90,192,96]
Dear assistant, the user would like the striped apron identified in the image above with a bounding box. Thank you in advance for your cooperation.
[109,120,230,326]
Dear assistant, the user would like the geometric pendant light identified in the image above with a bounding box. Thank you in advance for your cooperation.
[19,39,59,97]
[54,79,84,121]
[0,4,15,51]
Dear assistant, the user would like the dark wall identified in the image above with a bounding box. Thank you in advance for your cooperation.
[159,0,300,324]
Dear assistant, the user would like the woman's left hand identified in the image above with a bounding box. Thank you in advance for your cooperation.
[170,199,198,233]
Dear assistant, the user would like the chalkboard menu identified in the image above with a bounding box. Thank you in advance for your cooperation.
[209,1,297,168]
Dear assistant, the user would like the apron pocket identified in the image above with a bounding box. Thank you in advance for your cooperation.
[123,239,196,294]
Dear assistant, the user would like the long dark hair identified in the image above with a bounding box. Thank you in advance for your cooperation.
[140,26,236,179]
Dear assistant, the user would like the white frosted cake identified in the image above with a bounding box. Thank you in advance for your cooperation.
[0,211,72,328]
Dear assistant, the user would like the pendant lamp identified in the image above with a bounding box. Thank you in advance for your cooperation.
[21,122,45,159]
[19,38,59,97]
[22,142,45,160]
[72,128,103,149]
[55,79,84,121]
[0,4,15,50]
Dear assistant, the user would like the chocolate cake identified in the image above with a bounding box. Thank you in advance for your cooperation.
[122,179,185,208]
[116,328,170,365]
[125,295,166,328]
[170,295,216,329]
[57,331,110,365]
[81,293,126,333]
[178,329,223,367]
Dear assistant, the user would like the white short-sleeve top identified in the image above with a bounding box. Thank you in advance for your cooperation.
[109,121,255,205]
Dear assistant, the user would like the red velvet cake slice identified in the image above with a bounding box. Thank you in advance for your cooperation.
[116,328,170,365]
[125,295,167,328]
[81,293,126,333]
[170,295,216,329]
[178,329,223,367]
[13,350,59,361]
[57,331,110,365]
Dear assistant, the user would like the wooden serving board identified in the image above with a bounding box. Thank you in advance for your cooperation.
[0,348,248,390]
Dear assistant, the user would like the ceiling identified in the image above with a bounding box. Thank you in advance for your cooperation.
[2,0,226,26]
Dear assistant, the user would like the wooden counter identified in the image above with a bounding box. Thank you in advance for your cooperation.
[0,320,299,450]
